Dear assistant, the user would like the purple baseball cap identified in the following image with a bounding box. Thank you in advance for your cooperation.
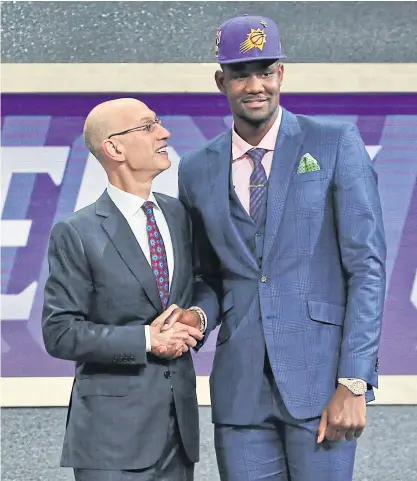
[215,14,286,65]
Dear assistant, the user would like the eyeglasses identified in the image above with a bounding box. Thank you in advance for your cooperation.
[108,118,162,139]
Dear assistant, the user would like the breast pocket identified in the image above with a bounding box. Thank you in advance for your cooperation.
[290,171,330,210]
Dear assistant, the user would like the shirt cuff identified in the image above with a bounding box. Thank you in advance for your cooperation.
[145,325,151,352]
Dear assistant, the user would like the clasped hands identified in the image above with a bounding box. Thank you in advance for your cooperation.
[149,304,202,359]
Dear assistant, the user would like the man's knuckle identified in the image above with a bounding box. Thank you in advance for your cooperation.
[329,418,340,427]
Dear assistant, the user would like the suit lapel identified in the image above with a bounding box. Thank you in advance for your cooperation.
[207,132,259,272]
[153,193,182,305]
[263,109,305,264]
[96,192,163,313]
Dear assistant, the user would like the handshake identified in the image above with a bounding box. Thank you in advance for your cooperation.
[149,304,204,359]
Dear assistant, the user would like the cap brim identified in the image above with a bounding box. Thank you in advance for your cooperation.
[218,54,287,65]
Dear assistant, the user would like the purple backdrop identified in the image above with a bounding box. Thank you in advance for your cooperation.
[1,93,416,378]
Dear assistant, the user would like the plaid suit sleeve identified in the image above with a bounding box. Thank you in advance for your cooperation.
[333,123,387,388]
[178,157,221,344]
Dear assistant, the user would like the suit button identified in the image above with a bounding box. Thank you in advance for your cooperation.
[261,275,268,283]
[164,371,171,379]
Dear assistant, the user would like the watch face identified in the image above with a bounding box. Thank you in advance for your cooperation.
[342,379,366,395]
[353,381,366,394]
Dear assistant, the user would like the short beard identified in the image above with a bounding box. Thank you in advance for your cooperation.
[237,109,273,128]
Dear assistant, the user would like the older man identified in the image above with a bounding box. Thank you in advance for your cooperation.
[42,98,218,481]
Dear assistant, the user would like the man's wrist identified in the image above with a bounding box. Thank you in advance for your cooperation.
[188,306,207,333]
[338,378,367,396]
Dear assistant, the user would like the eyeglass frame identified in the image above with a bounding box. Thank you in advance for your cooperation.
[107,118,162,139]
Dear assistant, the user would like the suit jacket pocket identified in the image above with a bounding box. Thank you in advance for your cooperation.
[291,171,328,183]
[77,376,131,397]
[307,300,345,327]
[290,172,330,211]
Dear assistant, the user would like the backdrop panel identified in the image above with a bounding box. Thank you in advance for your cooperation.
[1,93,416,387]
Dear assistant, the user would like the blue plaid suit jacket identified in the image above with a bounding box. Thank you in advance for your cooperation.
[179,108,387,422]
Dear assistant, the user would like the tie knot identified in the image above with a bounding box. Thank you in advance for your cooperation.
[141,201,154,216]
[247,148,268,165]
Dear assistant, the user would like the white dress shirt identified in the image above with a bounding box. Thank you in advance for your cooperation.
[107,183,174,352]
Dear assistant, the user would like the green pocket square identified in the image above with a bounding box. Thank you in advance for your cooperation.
[297,153,320,174]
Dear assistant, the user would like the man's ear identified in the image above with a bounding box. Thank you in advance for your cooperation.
[278,63,284,87]
[214,69,226,94]
[101,139,125,164]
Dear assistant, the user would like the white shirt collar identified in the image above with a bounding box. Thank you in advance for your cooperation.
[107,183,160,218]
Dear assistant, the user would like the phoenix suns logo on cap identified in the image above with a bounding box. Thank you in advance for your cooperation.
[239,28,267,53]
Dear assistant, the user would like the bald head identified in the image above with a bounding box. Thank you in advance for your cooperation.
[83,98,149,160]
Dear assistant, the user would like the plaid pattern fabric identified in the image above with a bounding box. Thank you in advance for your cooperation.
[178,108,386,422]
[141,201,170,308]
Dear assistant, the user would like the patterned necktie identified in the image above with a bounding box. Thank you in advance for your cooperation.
[141,201,170,308]
[248,148,268,224]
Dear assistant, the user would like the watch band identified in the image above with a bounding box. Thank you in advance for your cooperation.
[188,306,206,333]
